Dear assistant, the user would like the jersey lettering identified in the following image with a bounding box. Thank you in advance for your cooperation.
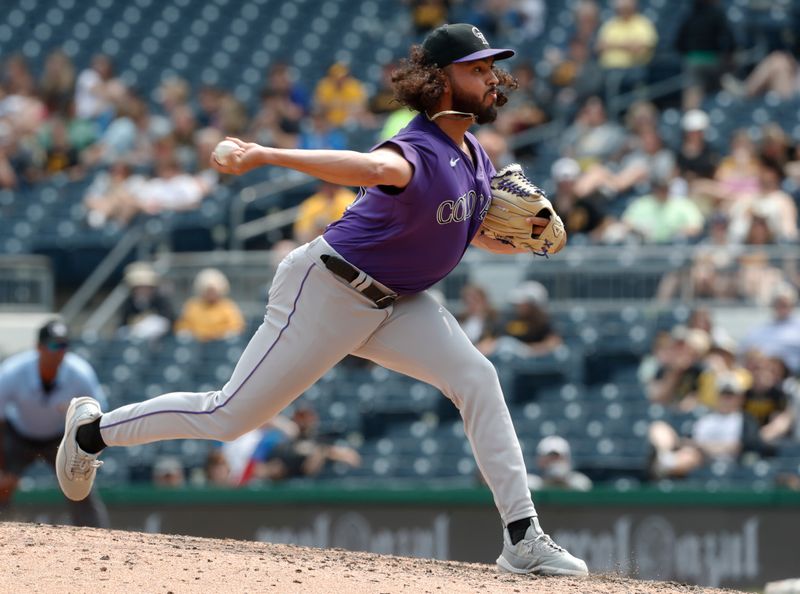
[436,190,483,225]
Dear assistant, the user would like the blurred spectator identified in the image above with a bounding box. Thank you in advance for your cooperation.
[527,436,592,491]
[694,332,752,411]
[41,117,82,178]
[742,355,791,428]
[293,181,357,243]
[494,63,552,138]
[559,96,627,166]
[694,130,761,208]
[474,128,514,169]
[686,306,719,341]
[134,154,217,217]
[313,63,370,128]
[727,157,799,245]
[648,374,765,478]
[645,326,710,410]
[35,114,95,179]
[759,123,794,170]
[175,268,245,342]
[213,416,302,486]
[469,0,546,41]
[547,0,602,108]
[119,262,176,341]
[457,283,499,345]
[263,62,311,116]
[575,124,675,199]
[250,89,302,149]
[742,214,776,246]
[251,63,308,148]
[498,281,562,356]
[0,124,36,189]
[550,157,610,241]
[761,376,800,444]
[74,54,126,130]
[621,175,704,243]
[38,49,76,117]
[298,108,347,151]
[596,0,657,99]
[369,63,401,116]
[716,130,762,198]
[740,284,800,373]
[216,427,269,486]
[407,0,451,35]
[3,54,37,98]
[675,212,740,301]
[252,407,360,481]
[231,415,301,486]
[734,251,787,306]
[196,85,224,129]
[623,99,659,136]
[724,51,800,100]
[569,0,601,49]
[1,59,47,143]
[217,94,249,136]
[514,0,547,41]
[83,160,147,228]
[81,93,161,168]
[674,0,736,109]
[155,76,191,117]
[596,0,657,68]
[170,104,200,170]
[204,449,233,486]
[152,455,185,488]
[676,109,720,186]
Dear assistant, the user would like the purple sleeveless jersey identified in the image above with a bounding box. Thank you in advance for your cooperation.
[324,114,495,294]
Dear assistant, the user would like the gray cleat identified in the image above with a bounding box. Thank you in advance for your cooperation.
[56,397,103,501]
[497,517,588,576]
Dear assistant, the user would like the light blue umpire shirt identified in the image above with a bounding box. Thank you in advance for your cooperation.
[0,350,107,440]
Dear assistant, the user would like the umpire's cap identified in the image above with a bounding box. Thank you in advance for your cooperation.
[38,320,69,346]
[422,24,514,68]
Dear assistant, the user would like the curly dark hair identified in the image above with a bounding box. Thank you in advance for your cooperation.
[391,46,518,116]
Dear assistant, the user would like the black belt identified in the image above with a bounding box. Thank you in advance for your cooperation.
[320,254,398,309]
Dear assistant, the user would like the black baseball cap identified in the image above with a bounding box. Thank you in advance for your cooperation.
[422,23,515,68]
[38,320,69,346]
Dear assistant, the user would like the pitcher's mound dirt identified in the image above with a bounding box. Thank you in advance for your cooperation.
[0,522,745,594]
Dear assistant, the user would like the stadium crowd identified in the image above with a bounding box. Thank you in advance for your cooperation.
[1,0,800,490]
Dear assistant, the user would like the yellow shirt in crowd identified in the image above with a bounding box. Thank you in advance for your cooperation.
[313,77,367,127]
[598,15,658,69]
[174,297,245,342]
[293,188,356,241]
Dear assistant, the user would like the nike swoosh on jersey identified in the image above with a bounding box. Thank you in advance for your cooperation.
[450,157,460,167]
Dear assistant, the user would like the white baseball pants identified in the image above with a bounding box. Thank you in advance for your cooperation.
[99,237,537,524]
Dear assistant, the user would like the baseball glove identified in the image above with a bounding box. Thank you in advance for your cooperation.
[483,163,566,257]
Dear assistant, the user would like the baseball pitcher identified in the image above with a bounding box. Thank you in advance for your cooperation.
[57,23,585,576]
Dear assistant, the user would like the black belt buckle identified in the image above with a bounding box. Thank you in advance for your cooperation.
[320,254,396,309]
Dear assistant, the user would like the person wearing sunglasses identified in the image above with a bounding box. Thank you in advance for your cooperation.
[0,320,108,527]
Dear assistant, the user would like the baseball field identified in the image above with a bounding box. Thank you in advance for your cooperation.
[1,522,744,594]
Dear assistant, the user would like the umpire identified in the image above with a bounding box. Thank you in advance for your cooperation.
[0,320,109,527]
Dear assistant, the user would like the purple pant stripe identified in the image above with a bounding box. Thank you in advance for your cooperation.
[100,263,315,431]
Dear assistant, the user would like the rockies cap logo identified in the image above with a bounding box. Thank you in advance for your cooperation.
[472,26,489,47]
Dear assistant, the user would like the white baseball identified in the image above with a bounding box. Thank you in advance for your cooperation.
[213,140,239,166]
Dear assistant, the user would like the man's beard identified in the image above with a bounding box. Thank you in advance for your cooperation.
[451,88,498,125]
